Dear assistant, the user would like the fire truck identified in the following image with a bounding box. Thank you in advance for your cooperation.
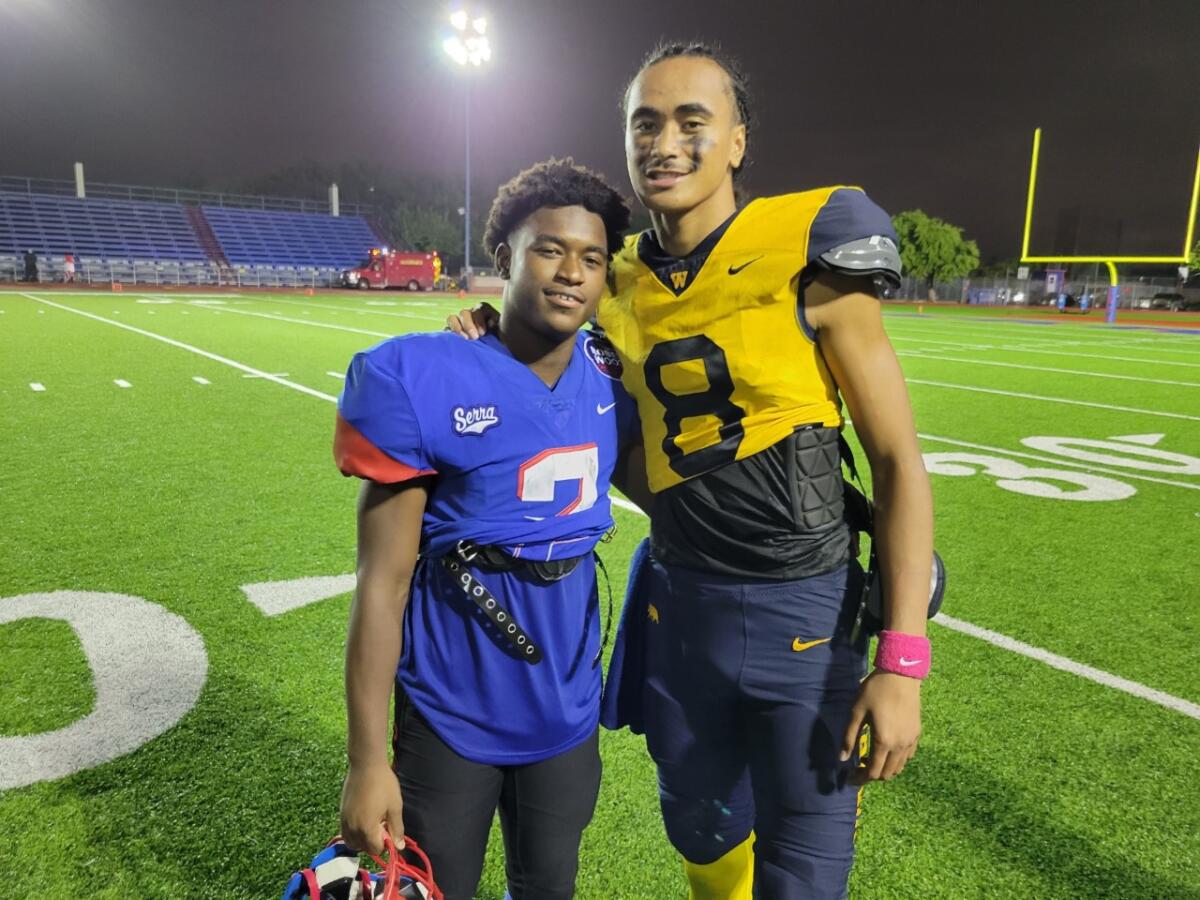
[341,248,442,290]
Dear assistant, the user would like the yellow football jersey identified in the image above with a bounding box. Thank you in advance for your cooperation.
[600,187,867,493]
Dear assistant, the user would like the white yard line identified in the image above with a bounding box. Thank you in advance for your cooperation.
[888,311,1189,334]
[7,290,265,299]
[251,295,449,324]
[887,326,1124,353]
[610,495,643,515]
[886,320,1200,355]
[994,346,1200,369]
[887,324,1086,346]
[886,318,1092,340]
[192,376,210,385]
[1047,340,1200,356]
[934,614,1200,720]
[188,303,393,339]
[29,382,45,392]
[1122,339,1200,351]
[886,315,1172,340]
[114,379,131,388]
[890,335,1000,350]
[22,292,1198,720]
[898,351,1200,387]
[907,379,1200,422]
[24,294,337,403]
[133,294,244,300]
[888,333,1200,368]
[326,371,345,379]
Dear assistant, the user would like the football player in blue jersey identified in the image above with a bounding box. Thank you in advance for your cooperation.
[450,44,935,900]
[335,159,642,900]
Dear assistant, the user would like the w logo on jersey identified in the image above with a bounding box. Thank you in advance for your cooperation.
[670,270,689,290]
[453,404,500,436]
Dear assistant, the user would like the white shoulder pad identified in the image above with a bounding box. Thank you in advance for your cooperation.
[819,236,902,286]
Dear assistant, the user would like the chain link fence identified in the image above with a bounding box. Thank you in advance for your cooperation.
[893,273,1198,311]
[0,255,342,288]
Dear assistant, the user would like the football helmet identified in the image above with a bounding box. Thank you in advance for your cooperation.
[282,831,442,900]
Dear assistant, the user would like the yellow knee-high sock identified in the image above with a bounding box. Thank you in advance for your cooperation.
[683,833,755,900]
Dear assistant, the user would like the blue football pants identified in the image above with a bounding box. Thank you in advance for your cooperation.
[641,557,868,899]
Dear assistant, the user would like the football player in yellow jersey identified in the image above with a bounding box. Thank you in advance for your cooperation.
[450,41,933,900]
[599,44,934,900]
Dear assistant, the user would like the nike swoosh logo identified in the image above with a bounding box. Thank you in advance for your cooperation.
[728,256,763,275]
[596,402,617,415]
[899,657,924,667]
[792,637,831,653]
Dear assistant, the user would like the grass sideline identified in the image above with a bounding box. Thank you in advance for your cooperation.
[2,289,1198,898]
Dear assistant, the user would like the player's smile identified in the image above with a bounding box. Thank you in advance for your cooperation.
[543,287,586,308]
[643,167,692,191]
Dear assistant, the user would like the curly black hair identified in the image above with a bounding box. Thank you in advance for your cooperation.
[483,158,631,261]
[622,41,754,184]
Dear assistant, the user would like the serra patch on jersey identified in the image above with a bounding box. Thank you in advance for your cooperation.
[584,335,623,380]
[453,404,500,436]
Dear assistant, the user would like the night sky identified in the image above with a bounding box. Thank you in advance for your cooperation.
[1,0,1195,261]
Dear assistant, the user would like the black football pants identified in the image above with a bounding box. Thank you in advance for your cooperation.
[392,687,601,900]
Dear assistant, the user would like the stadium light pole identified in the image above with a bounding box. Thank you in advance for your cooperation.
[443,11,491,282]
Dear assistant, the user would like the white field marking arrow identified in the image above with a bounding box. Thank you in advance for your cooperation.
[242,574,356,617]
[1108,434,1165,446]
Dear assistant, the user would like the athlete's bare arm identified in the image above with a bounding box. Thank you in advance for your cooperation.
[804,270,933,784]
[341,477,431,855]
[612,441,653,514]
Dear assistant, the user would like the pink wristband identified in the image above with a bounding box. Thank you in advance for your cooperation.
[874,630,931,680]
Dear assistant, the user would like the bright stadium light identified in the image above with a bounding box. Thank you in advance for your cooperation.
[443,10,492,279]
[444,11,491,67]
[442,36,468,66]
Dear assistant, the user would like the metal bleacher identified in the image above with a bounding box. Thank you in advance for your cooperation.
[0,191,207,263]
[200,205,379,269]
[0,179,383,287]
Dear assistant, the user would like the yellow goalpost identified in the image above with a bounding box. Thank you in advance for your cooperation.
[1019,127,1200,322]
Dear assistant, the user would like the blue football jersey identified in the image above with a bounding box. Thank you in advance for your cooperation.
[335,329,638,764]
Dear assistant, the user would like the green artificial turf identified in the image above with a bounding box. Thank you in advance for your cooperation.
[0,617,95,735]
[2,290,1197,898]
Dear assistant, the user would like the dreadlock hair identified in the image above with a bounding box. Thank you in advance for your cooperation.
[483,158,632,263]
[622,41,754,185]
